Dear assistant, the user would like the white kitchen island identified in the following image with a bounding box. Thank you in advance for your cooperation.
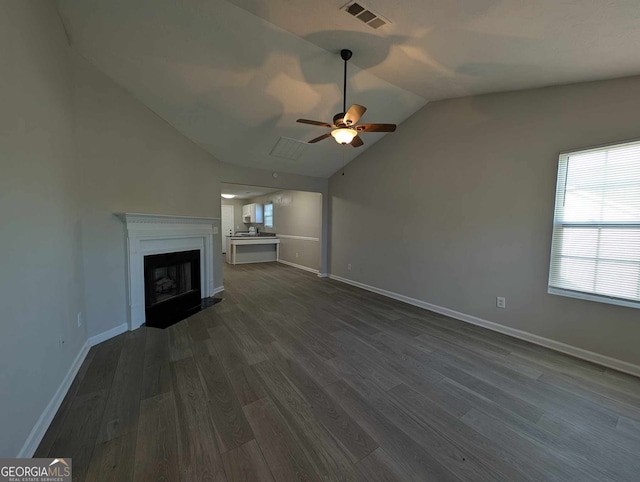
[226,236,280,265]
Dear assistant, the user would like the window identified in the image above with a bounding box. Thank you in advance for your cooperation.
[548,139,640,309]
[264,203,274,228]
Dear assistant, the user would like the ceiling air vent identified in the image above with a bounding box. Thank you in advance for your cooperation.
[342,1,390,29]
[270,137,308,160]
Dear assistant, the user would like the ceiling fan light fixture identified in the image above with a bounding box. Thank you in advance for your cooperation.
[221,194,236,199]
[331,128,357,144]
[296,49,396,148]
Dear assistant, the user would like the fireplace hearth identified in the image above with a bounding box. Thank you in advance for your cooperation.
[144,249,201,328]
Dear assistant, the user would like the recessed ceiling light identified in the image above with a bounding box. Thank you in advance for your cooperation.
[221,194,235,199]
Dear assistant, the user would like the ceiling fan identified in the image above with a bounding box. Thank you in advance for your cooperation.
[297,49,396,147]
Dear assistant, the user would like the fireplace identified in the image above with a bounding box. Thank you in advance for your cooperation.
[144,250,202,328]
[118,213,219,331]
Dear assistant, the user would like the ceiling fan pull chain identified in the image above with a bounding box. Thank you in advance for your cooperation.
[342,146,346,175]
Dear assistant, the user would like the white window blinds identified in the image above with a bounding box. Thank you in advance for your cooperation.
[264,203,274,228]
[548,139,640,309]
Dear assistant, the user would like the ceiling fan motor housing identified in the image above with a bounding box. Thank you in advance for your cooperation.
[333,112,347,126]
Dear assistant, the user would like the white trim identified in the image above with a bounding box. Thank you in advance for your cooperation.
[559,135,640,155]
[548,287,640,310]
[276,234,320,242]
[328,274,640,378]
[230,238,280,245]
[17,341,91,457]
[278,259,319,274]
[233,259,278,265]
[117,213,218,330]
[213,285,225,295]
[88,323,128,347]
[115,212,220,224]
[317,272,328,278]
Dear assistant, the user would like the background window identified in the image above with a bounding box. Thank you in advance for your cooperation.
[264,203,274,228]
[548,139,640,309]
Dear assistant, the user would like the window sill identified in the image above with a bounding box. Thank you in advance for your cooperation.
[548,287,640,310]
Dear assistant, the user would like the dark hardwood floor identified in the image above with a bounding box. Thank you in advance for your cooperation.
[36,262,640,481]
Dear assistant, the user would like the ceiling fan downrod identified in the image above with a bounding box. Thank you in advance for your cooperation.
[341,49,352,115]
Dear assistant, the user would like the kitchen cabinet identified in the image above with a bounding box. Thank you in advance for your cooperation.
[242,203,263,224]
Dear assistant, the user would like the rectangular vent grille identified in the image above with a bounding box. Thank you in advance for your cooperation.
[270,136,308,160]
[342,1,390,29]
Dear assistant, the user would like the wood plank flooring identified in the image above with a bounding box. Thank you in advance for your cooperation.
[36,262,640,481]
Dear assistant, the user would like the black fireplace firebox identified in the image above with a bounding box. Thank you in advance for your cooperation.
[144,250,201,329]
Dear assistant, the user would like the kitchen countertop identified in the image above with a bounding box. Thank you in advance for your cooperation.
[227,235,278,239]
[226,235,280,265]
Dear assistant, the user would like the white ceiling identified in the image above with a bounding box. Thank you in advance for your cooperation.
[221,183,281,200]
[56,0,640,178]
[228,0,640,100]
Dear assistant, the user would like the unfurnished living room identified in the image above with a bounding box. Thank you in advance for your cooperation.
[3,0,640,480]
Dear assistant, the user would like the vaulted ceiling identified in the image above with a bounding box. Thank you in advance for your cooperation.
[57,0,640,177]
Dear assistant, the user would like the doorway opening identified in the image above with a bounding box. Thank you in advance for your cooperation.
[219,182,323,273]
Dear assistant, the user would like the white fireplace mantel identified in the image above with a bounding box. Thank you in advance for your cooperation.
[116,213,220,330]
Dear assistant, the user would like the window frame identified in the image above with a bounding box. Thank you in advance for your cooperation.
[547,137,640,310]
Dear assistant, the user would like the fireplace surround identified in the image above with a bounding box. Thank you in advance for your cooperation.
[117,213,219,330]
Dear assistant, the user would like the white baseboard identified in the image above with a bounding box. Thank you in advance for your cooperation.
[277,259,319,274]
[317,272,328,278]
[17,340,91,457]
[88,323,128,347]
[231,260,277,265]
[213,285,224,295]
[18,322,130,457]
[328,274,640,378]
[276,234,320,242]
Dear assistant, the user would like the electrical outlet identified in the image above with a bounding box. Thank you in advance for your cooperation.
[296,252,299,258]
[77,312,82,328]
[347,263,352,271]
[213,226,219,234]
[496,296,506,309]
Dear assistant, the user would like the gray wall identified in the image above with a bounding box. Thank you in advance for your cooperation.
[0,1,86,457]
[329,75,640,367]
[250,190,322,271]
[71,52,225,338]
[1,2,328,456]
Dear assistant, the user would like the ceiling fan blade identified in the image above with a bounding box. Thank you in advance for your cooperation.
[351,135,364,147]
[357,123,397,133]
[308,133,332,143]
[297,119,333,127]
[343,104,367,126]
